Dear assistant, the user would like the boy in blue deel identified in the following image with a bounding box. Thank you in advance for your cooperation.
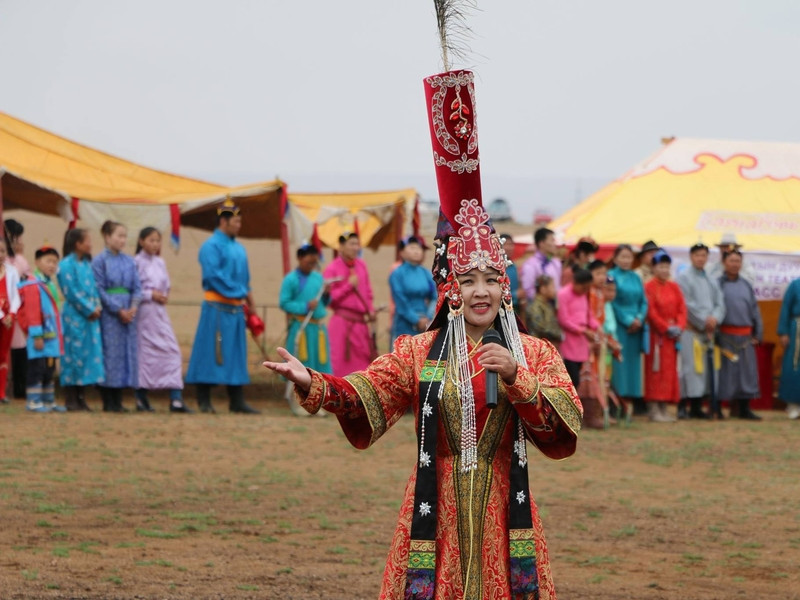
[18,246,65,413]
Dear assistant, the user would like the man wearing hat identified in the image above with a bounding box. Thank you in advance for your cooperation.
[185,199,260,414]
[389,236,436,346]
[635,240,660,284]
[676,243,726,419]
[323,231,376,375]
[707,233,756,285]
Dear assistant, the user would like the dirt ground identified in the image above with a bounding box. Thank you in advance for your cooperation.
[1,393,799,600]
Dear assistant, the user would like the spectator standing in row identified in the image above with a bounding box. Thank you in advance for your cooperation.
[608,244,648,411]
[521,227,561,301]
[644,251,686,422]
[133,227,192,413]
[525,275,562,345]
[718,250,762,420]
[5,218,30,400]
[58,229,103,411]
[186,200,260,414]
[499,233,526,318]
[18,247,66,412]
[323,232,376,375]
[557,267,599,388]
[388,236,435,346]
[562,237,599,288]
[0,239,21,405]
[93,221,141,412]
[778,276,800,419]
[677,243,726,419]
[635,240,660,284]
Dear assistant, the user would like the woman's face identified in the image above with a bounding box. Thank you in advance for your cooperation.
[457,268,502,338]
[75,234,92,256]
[12,235,23,255]
[614,248,634,270]
[401,242,424,266]
[105,226,127,252]
[141,231,162,255]
[653,262,671,281]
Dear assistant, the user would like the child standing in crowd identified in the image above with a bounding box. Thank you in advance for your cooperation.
[644,251,686,422]
[133,227,192,413]
[18,247,66,413]
[93,221,141,412]
[0,240,21,404]
[5,218,31,400]
[58,229,103,411]
[557,267,600,388]
[525,274,562,344]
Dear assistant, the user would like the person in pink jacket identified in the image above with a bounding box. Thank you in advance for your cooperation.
[557,267,600,388]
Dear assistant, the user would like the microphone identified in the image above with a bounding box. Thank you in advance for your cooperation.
[482,329,505,410]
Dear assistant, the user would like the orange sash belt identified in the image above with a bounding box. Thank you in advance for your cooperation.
[204,291,244,306]
[719,325,752,336]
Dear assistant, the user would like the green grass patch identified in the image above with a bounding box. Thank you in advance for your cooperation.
[136,528,183,539]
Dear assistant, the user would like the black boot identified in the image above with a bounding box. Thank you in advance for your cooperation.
[64,386,81,412]
[689,397,711,419]
[677,398,689,420]
[76,386,92,412]
[631,397,647,416]
[228,385,260,414]
[100,387,112,412]
[135,389,155,412]
[112,389,129,413]
[196,384,216,414]
[738,398,762,421]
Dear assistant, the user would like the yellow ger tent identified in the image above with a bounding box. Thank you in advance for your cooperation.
[286,189,419,250]
[0,111,284,237]
[550,137,800,253]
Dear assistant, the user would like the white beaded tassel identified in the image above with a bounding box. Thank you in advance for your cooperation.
[500,303,530,468]
[451,312,478,472]
[418,327,450,469]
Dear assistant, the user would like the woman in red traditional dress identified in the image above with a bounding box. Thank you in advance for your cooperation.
[265,196,581,600]
[0,239,22,403]
[644,250,687,422]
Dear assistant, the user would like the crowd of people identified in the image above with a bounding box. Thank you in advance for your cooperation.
[3,209,800,422]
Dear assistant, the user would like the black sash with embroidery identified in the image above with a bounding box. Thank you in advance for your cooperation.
[508,412,539,600]
[405,328,447,600]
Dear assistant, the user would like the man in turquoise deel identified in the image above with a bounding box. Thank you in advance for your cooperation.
[186,199,260,414]
[389,236,436,346]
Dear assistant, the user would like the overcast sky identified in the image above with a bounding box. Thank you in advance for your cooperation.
[3,0,800,220]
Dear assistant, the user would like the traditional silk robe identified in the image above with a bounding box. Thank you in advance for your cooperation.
[93,249,142,388]
[525,296,562,345]
[644,279,687,402]
[186,229,251,386]
[676,267,726,398]
[718,275,762,401]
[323,256,375,376]
[556,284,599,363]
[134,252,184,390]
[279,269,331,373]
[57,254,104,386]
[608,266,647,397]
[778,279,800,403]
[19,272,63,359]
[0,265,21,395]
[389,261,436,345]
[520,251,562,301]
[297,331,582,600]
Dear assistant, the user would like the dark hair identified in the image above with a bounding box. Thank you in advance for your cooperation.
[588,259,607,272]
[722,249,743,261]
[575,240,598,256]
[535,274,553,292]
[4,218,24,257]
[573,267,593,285]
[499,233,514,243]
[612,244,634,259]
[136,227,160,254]
[652,250,672,265]
[297,244,320,259]
[63,228,89,259]
[690,242,709,254]
[534,227,554,247]
[217,211,236,226]
[100,220,124,237]
[338,232,359,245]
[35,246,60,260]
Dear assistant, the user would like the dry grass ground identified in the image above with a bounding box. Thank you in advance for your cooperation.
[1,397,798,600]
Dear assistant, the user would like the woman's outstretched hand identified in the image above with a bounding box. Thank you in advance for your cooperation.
[263,347,312,392]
